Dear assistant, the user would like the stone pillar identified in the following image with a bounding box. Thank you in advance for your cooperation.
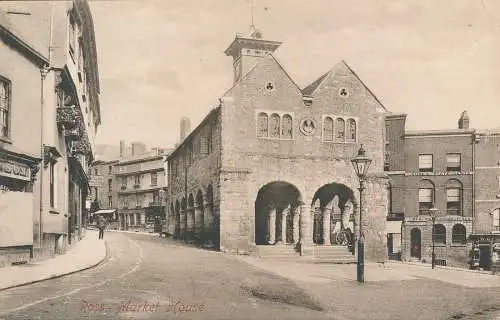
[322,207,331,246]
[204,202,213,245]
[179,210,186,240]
[140,213,145,225]
[293,207,300,244]
[281,206,289,244]
[268,208,276,244]
[194,205,204,244]
[186,207,195,243]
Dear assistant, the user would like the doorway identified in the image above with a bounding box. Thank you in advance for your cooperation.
[410,228,421,259]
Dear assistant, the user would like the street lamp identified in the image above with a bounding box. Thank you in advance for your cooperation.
[428,206,439,269]
[351,144,372,283]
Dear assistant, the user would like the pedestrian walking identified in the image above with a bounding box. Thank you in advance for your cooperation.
[97,215,107,240]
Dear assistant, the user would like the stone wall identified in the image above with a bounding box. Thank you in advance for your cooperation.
[402,215,472,268]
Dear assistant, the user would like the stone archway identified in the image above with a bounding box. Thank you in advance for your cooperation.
[255,181,302,245]
[312,183,357,246]
[195,190,204,244]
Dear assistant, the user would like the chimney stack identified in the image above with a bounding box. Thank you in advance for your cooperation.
[458,110,470,129]
[180,117,191,141]
[119,140,126,158]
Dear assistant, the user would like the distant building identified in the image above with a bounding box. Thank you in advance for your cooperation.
[386,111,500,269]
[88,141,170,232]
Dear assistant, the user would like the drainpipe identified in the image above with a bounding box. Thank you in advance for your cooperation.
[472,132,476,235]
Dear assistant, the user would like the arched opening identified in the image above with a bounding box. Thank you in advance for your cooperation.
[174,200,180,238]
[433,224,446,244]
[452,224,466,244]
[410,228,421,259]
[196,189,204,243]
[445,179,463,216]
[255,181,302,245]
[418,179,435,215]
[181,197,187,241]
[311,183,356,246]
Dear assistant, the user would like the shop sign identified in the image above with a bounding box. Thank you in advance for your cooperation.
[0,161,31,181]
[405,171,473,177]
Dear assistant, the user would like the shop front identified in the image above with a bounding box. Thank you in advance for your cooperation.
[469,233,500,271]
[0,150,40,266]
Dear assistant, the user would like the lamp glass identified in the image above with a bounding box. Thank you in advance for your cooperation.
[351,145,372,179]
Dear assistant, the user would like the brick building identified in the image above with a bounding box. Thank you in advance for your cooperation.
[0,0,101,265]
[386,111,500,268]
[166,27,391,261]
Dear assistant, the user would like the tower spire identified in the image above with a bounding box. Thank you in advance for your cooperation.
[250,0,256,32]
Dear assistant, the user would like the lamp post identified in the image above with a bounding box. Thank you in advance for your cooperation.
[351,144,372,283]
[428,206,438,269]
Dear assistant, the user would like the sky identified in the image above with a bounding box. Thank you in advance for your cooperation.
[89,0,500,149]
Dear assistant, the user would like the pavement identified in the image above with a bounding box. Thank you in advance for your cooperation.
[0,229,106,291]
[232,255,500,288]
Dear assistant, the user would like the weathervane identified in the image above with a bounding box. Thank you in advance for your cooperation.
[250,0,256,32]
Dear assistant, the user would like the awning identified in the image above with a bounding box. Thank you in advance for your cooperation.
[91,209,116,216]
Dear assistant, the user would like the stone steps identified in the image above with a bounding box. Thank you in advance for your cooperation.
[313,245,356,264]
[255,245,300,259]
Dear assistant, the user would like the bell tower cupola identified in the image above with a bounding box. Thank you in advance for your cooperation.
[224,2,281,84]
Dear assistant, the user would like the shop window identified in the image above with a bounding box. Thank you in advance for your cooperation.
[281,114,293,139]
[335,118,345,142]
[418,154,433,172]
[257,112,268,137]
[452,224,466,244]
[269,113,280,138]
[346,118,357,142]
[446,153,461,171]
[433,224,446,244]
[0,77,11,138]
[323,117,334,142]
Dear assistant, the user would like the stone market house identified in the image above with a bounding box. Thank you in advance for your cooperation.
[166,27,390,262]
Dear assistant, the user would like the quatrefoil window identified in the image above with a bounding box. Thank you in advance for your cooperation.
[339,88,349,97]
[266,82,275,91]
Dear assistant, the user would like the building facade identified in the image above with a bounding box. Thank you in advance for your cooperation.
[0,9,47,266]
[166,28,390,261]
[115,154,167,231]
[0,0,101,265]
[88,141,169,232]
[386,111,500,268]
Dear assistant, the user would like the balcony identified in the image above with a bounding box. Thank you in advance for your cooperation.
[56,106,79,130]
[64,127,80,141]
